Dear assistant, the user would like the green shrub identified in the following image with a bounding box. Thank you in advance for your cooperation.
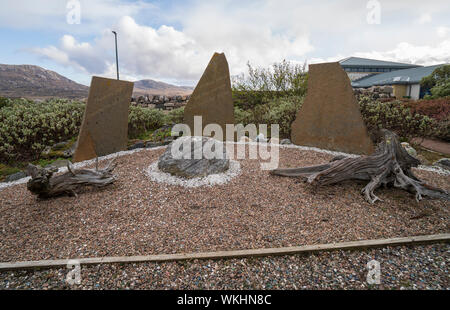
[2,93,447,164]
[263,96,303,138]
[433,118,450,141]
[358,96,437,140]
[234,106,253,125]
[234,96,303,138]
[0,100,172,162]
[232,60,308,109]
[0,97,13,109]
[128,106,167,139]
[420,65,450,99]
[167,107,185,124]
[0,99,84,162]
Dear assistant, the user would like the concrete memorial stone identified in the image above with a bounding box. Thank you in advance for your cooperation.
[73,76,134,162]
[291,62,374,155]
[183,53,235,141]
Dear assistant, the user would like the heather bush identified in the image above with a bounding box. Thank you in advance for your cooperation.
[232,60,308,109]
[0,99,84,162]
[234,96,303,138]
[0,99,172,162]
[128,106,167,139]
[0,97,13,109]
[404,98,450,121]
[235,95,447,141]
[167,107,185,124]
[358,96,442,140]
[234,106,253,125]
[1,93,448,165]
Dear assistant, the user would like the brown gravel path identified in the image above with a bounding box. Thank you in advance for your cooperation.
[0,147,448,262]
[0,243,448,290]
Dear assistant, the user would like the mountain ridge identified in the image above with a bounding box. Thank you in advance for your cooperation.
[0,64,193,99]
[0,64,89,99]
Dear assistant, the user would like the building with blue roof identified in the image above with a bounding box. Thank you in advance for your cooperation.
[339,57,421,82]
[339,57,447,100]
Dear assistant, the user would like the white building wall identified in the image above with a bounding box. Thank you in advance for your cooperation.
[408,84,421,100]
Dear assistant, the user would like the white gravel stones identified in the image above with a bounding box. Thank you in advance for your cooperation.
[0,141,448,191]
[145,160,241,188]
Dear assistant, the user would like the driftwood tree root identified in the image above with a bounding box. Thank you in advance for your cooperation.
[26,158,118,199]
[271,130,449,204]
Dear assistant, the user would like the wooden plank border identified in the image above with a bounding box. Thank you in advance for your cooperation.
[1,233,449,271]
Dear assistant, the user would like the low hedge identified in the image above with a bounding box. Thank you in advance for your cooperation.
[0,96,448,163]
[0,99,84,162]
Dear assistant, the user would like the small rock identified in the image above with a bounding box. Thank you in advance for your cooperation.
[401,142,417,157]
[145,142,163,148]
[4,171,27,182]
[51,141,69,150]
[44,160,71,170]
[128,142,145,150]
[256,133,268,143]
[163,136,175,144]
[269,138,280,144]
[158,136,229,179]
[434,158,450,171]
[280,139,292,145]
[63,143,76,158]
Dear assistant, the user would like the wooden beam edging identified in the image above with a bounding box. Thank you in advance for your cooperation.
[1,234,449,271]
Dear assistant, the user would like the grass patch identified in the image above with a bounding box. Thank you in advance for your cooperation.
[32,157,68,168]
[0,163,21,181]
[0,157,71,182]
[135,129,155,141]
[413,145,446,165]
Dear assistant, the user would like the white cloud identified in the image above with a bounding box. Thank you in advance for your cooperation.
[353,41,450,65]
[19,0,450,84]
[31,15,314,84]
[32,34,108,74]
[417,13,432,24]
[0,0,155,34]
[437,26,450,38]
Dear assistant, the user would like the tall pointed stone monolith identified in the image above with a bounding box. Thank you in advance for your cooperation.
[291,62,374,155]
[183,53,235,140]
[73,76,134,162]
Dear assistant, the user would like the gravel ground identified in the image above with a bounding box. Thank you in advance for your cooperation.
[0,146,448,263]
[0,243,448,290]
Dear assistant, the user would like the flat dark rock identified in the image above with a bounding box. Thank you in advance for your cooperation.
[4,171,27,183]
[158,137,229,179]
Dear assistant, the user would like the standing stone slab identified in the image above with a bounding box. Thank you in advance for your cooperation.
[73,77,134,162]
[291,62,374,155]
[184,53,235,141]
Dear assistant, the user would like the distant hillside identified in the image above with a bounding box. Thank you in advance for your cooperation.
[0,64,193,99]
[0,64,89,99]
[133,79,193,97]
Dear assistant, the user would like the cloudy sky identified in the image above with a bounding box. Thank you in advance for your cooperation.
[0,0,449,86]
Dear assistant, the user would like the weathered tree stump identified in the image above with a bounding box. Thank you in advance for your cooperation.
[26,159,117,199]
[271,130,449,204]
